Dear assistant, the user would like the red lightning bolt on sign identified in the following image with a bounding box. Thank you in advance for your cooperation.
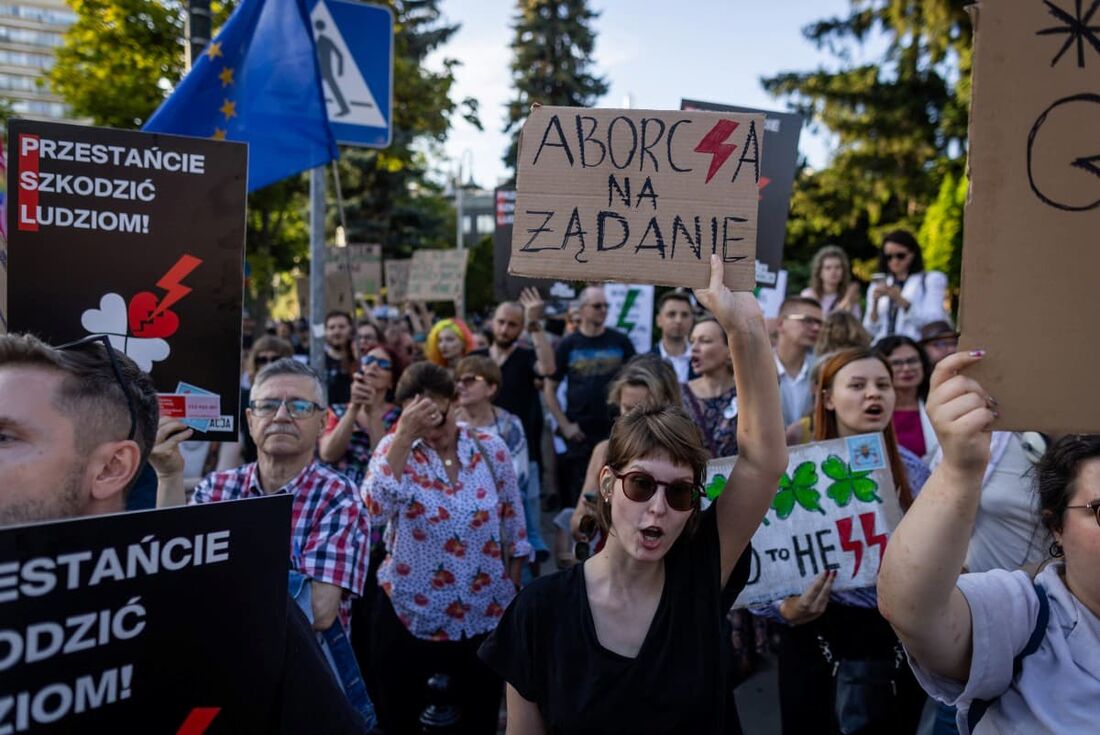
[693,119,740,184]
[176,707,220,735]
[154,254,203,317]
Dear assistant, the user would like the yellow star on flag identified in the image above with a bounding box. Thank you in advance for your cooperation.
[206,41,223,59]
[212,128,227,141]
[218,66,234,87]
[219,99,237,120]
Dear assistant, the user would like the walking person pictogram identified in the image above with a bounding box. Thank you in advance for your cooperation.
[314,19,350,118]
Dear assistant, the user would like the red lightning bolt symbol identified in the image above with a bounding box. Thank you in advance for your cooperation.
[693,119,740,184]
[859,512,888,561]
[153,254,203,317]
[835,516,863,578]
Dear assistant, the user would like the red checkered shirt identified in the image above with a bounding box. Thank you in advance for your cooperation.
[191,459,369,629]
[364,427,532,641]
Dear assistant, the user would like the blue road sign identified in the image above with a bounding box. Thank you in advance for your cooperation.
[306,0,393,148]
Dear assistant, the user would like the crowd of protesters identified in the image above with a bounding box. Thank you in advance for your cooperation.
[2,228,1096,735]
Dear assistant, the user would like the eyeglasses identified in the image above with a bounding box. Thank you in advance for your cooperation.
[57,334,137,441]
[889,357,922,369]
[1065,501,1100,527]
[610,468,699,512]
[456,374,486,388]
[361,354,393,371]
[254,353,281,368]
[785,313,823,328]
[248,398,324,419]
[885,252,911,262]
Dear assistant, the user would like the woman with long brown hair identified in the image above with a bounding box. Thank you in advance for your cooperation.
[765,347,930,734]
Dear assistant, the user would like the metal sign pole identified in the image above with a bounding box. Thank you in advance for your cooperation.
[309,166,327,379]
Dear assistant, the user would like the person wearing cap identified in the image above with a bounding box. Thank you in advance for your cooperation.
[920,320,959,366]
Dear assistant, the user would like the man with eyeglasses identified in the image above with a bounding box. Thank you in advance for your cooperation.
[544,285,636,509]
[773,296,823,428]
[155,357,369,634]
[0,334,367,732]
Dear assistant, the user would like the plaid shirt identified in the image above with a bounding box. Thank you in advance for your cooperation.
[322,403,401,487]
[191,460,369,629]
[364,427,531,641]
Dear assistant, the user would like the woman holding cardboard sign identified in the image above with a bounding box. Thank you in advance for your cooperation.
[479,255,787,734]
[763,347,930,735]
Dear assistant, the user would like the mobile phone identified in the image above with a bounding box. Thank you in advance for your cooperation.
[870,273,887,285]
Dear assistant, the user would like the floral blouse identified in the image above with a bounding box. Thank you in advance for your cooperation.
[681,383,739,458]
[363,426,532,641]
[322,403,401,487]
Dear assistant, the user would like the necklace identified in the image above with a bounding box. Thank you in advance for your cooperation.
[443,458,454,467]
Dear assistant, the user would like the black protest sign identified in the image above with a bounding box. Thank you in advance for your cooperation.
[681,100,802,287]
[6,120,247,442]
[0,495,292,734]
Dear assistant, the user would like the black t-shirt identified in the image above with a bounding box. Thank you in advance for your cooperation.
[552,329,635,440]
[325,352,351,405]
[473,345,544,466]
[479,503,751,734]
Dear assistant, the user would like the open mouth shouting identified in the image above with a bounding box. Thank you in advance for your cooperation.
[640,526,665,550]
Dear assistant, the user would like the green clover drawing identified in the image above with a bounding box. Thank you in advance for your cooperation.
[822,454,882,506]
[705,473,727,502]
[772,461,825,519]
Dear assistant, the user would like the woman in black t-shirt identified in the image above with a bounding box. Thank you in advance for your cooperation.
[479,256,788,734]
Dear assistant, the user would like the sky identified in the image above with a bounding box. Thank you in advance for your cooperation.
[426,0,869,188]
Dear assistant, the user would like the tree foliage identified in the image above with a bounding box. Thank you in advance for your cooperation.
[502,0,608,177]
[49,0,477,320]
[763,0,972,286]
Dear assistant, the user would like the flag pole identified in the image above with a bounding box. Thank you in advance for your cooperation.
[309,166,326,381]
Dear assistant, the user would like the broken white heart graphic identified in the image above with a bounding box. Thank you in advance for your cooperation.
[80,292,171,372]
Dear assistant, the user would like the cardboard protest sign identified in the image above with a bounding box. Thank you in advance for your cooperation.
[5,120,246,441]
[384,258,410,305]
[493,185,568,300]
[328,243,382,296]
[681,100,802,287]
[406,248,468,302]
[706,433,903,608]
[956,2,1100,432]
[604,282,653,353]
[509,106,764,290]
[0,495,292,734]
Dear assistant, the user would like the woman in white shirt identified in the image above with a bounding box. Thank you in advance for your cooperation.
[863,230,948,343]
[879,351,1100,734]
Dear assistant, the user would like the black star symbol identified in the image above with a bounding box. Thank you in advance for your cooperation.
[1037,0,1100,68]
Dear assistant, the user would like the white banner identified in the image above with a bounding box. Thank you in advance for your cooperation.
[603,282,654,354]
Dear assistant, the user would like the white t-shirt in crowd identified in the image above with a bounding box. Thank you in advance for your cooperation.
[910,563,1100,734]
[658,340,692,383]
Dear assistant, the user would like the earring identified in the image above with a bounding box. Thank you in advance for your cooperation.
[1049,541,1065,559]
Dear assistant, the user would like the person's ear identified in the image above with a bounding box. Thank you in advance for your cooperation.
[598,467,614,500]
[822,388,835,412]
[487,382,499,400]
[88,440,142,503]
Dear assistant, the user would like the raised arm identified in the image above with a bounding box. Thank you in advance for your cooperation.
[519,287,556,377]
[693,255,788,582]
[877,350,994,681]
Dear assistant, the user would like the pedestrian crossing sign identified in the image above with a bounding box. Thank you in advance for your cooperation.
[307,0,393,148]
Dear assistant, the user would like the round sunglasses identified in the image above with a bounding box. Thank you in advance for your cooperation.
[610,468,699,512]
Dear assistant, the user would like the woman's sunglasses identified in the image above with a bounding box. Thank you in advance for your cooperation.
[610,468,699,512]
[361,354,393,371]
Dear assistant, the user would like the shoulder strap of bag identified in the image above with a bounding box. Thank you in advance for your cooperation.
[966,583,1049,731]
[470,430,509,567]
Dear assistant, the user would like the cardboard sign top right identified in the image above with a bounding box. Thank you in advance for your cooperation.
[958,1,1100,434]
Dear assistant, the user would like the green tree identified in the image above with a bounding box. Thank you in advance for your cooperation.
[919,171,966,287]
[502,0,608,177]
[763,1,972,283]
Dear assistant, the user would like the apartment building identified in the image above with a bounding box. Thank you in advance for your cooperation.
[0,0,75,120]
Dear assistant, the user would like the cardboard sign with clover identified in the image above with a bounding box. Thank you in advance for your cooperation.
[705,432,904,608]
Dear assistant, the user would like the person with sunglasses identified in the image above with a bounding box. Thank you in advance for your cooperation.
[453,354,550,568]
[544,285,636,511]
[158,358,369,635]
[319,343,402,487]
[361,361,531,734]
[879,354,1100,735]
[479,256,787,734]
[775,296,824,428]
[864,230,948,344]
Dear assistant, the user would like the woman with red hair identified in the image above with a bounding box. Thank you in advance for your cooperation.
[765,348,930,734]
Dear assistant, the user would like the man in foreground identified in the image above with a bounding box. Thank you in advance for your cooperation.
[0,333,365,733]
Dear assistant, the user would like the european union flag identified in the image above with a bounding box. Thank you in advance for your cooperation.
[143,0,337,192]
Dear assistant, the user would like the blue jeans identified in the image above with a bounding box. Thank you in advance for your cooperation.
[523,460,549,558]
[288,570,377,730]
